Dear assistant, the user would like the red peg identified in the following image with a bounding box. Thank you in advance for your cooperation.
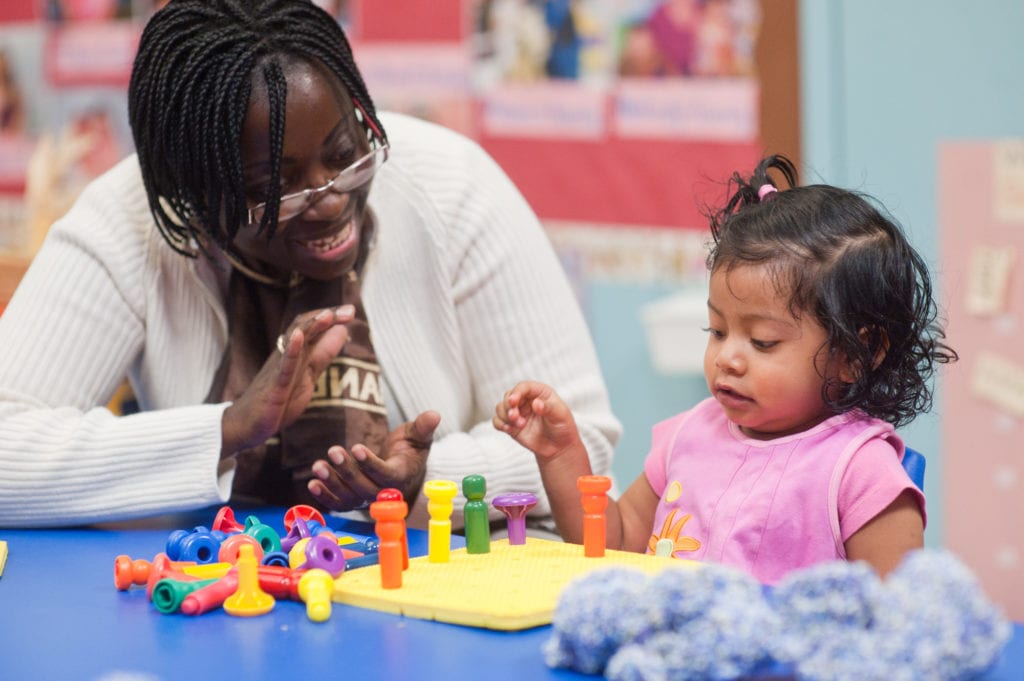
[211,505,244,534]
[179,570,239,616]
[283,504,326,532]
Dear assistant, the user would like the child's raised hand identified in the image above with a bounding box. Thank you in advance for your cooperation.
[493,380,580,460]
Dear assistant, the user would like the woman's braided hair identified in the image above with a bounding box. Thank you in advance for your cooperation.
[129,0,386,255]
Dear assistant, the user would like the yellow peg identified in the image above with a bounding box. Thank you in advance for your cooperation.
[423,479,458,563]
[223,543,275,617]
[297,568,334,623]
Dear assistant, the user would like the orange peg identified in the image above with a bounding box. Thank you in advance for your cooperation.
[114,554,200,591]
[369,499,408,589]
[297,568,334,623]
[223,543,275,617]
[578,475,612,558]
[377,488,409,569]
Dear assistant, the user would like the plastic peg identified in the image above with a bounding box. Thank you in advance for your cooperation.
[462,474,490,554]
[578,475,612,558]
[243,515,283,554]
[283,504,326,533]
[218,532,265,565]
[424,480,458,563]
[223,543,275,617]
[369,499,407,589]
[281,516,313,553]
[492,492,538,545]
[262,550,290,567]
[178,529,221,564]
[297,568,334,623]
[211,506,244,534]
[377,488,409,569]
[302,534,346,577]
[151,577,219,614]
[179,570,239,616]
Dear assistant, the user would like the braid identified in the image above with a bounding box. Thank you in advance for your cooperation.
[129,0,386,255]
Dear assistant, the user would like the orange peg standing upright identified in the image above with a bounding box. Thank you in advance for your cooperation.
[369,499,408,589]
[578,475,612,558]
[377,488,409,570]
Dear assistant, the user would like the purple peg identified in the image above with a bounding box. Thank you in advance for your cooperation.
[492,492,538,545]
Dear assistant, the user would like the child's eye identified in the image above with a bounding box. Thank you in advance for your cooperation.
[751,339,778,350]
[702,326,725,340]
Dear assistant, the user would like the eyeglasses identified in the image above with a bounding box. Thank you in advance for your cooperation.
[247,142,389,226]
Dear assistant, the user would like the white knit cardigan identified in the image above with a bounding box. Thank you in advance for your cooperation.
[0,113,621,528]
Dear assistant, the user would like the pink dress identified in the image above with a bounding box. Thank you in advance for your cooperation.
[643,398,925,584]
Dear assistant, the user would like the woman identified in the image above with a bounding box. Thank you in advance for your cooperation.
[0,0,619,529]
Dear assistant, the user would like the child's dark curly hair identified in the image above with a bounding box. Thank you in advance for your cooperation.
[704,155,957,427]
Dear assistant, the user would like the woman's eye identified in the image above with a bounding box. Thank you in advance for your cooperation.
[752,339,778,350]
[326,144,359,168]
[702,327,725,340]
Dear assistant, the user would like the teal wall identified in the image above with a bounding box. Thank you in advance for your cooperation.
[799,1,1024,545]
[595,1,1024,546]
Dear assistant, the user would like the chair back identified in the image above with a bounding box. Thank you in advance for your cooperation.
[902,446,926,492]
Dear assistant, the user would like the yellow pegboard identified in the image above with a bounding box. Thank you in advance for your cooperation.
[332,537,692,630]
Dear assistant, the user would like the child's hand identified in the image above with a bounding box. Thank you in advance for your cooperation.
[493,381,580,460]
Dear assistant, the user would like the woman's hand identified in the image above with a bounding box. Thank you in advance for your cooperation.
[220,304,354,457]
[307,409,441,511]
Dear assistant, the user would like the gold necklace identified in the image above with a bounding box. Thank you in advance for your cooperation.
[222,250,303,288]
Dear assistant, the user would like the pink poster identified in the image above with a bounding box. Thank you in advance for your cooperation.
[940,140,1024,621]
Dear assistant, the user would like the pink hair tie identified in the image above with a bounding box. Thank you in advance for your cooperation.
[758,184,778,201]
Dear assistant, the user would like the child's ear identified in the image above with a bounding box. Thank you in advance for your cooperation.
[838,327,888,383]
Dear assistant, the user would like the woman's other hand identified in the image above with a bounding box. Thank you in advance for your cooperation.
[307,409,441,511]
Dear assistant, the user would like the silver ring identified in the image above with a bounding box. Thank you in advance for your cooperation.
[276,334,287,354]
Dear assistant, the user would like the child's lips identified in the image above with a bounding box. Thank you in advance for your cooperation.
[715,384,752,408]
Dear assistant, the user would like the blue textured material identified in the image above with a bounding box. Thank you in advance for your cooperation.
[547,550,1012,681]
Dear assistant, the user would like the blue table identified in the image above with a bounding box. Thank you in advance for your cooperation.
[1,507,1022,681]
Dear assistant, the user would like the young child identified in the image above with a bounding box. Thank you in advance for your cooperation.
[493,155,957,583]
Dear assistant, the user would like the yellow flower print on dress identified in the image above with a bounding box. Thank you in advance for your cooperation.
[648,507,701,555]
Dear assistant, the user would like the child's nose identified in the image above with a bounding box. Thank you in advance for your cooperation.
[715,341,745,374]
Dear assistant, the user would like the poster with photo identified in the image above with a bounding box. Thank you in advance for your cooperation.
[616,0,760,78]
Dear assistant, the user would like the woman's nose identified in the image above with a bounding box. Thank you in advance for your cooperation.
[301,181,347,219]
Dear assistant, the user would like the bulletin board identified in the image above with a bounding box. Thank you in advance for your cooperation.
[939,140,1024,622]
